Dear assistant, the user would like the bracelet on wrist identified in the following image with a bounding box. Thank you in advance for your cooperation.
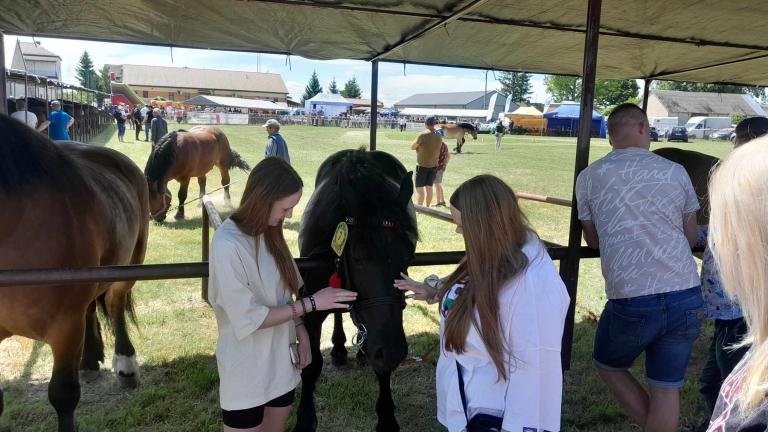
[299,297,308,316]
[308,295,317,312]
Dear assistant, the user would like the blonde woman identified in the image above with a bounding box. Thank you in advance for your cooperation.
[395,175,570,432]
[706,136,768,430]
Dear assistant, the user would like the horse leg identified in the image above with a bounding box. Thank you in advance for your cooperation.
[219,166,233,207]
[105,283,139,389]
[293,311,327,432]
[330,312,348,367]
[375,371,399,432]
[79,300,104,383]
[197,176,206,208]
[174,178,190,220]
[48,316,86,432]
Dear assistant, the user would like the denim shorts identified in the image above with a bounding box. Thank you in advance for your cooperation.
[593,286,703,388]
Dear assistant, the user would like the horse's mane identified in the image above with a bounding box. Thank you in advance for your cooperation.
[300,149,418,258]
[458,122,476,131]
[144,131,179,181]
[0,114,87,196]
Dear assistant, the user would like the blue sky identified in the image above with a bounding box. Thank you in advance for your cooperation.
[3,35,550,106]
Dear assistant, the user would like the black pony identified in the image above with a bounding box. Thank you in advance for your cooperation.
[295,149,418,432]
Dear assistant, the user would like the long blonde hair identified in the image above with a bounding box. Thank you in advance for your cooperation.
[442,175,534,380]
[709,136,768,411]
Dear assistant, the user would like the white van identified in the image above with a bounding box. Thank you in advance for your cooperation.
[649,117,679,137]
[685,116,732,138]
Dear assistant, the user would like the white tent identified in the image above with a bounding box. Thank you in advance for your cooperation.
[304,93,353,116]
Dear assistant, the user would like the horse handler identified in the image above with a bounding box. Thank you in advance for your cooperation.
[410,116,442,207]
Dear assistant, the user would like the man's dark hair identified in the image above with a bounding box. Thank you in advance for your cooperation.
[607,103,647,135]
[735,116,768,147]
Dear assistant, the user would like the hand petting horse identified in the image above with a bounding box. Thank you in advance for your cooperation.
[0,114,149,432]
[144,126,250,222]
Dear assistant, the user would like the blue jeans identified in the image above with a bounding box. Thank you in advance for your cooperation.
[593,286,703,388]
[145,122,150,141]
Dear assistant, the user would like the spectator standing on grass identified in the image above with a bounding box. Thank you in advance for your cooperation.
[209,158,357,432]
[150,108,168,149]
[133,105,143,141]
[143,104,153,142]
[395,175,569,432]
[10,99,38,129]
[411,116,442,207]
[37,100,74,141]
[264,119,290,164]
[576,103,702,432]
[495,120,505,150]
[114,106,127,142]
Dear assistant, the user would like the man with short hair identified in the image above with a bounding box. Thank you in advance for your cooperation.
[10,98,39,128]
[150,108,168,149]
[264,119,290,164]
[576,103,701,432]
[37,100,74,141]
[143,104,153,141]
[411,116,442,206]
[114,106,127,142]
[132,104,143,141]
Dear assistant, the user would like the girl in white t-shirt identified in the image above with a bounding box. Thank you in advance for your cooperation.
[208,157,357,432]
[395,175,570,432]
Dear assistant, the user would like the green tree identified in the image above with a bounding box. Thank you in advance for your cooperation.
[655,80,766,100]
[340,77,362,99]
[97,65,112,93]
[328,78,339,94]
[75,51,99,90]
[301,70,323,104]
[543,75,581,103]
[498,72,532,102]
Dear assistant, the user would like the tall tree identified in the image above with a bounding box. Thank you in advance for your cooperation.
[340,77,362,99]
[75,51,99,90]
[655,80,766,101]
[97,65,112,94]
[498,72,533,102]
[543,75,581,103]
[301,70,323,104]
[328,78,339,94]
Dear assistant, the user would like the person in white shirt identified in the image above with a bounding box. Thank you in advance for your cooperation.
[576,103,702,432]
[10,99,39,129]
[395,175,570,432]
[208,157,357,432]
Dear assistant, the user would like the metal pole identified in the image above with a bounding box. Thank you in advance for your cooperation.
[202,205,210,302]
[0,32,7,115]
[559,0,602,370]
[642,79,652,112]
[369,60,379,151]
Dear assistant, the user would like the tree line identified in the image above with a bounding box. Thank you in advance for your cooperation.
[301,70,362,103]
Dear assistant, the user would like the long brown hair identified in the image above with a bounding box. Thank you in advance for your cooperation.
[442,175,534,380]
[230,157,303,294]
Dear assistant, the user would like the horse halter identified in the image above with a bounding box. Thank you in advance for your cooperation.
[336,217,407,349]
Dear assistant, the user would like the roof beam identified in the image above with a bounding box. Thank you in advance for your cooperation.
[370,0,491,61]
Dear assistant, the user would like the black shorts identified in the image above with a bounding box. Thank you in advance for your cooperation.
[221,389,295,428]
[415,165,437,187]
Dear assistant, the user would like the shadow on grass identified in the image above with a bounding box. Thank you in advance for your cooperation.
[150,210,235,231]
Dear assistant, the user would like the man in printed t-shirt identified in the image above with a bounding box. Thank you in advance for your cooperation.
[576,103,702,432]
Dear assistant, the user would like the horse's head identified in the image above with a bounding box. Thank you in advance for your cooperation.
[146,178,172,222]
[461,123,478,140]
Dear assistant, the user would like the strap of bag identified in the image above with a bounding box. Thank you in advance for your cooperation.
[457,360,469,422]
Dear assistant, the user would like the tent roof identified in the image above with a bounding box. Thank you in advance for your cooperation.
[306,93,353,105]
[652,90,766,116]
[543,103,602,120]
[509,106,543,117]
[182,95,287,110]
[3,1,768,85]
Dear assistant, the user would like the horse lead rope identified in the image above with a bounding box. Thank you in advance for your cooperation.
[158,178,246,217]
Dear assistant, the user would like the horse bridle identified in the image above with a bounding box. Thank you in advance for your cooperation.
[336,217,407,350]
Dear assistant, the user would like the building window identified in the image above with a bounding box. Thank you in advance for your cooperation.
[169,92,174,100]
[142,90,149,98]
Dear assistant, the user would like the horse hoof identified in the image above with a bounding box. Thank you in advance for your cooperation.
[117,372,139,389]
[376,421,400,432]
[79,369,101,383]
[331,355,348,367]
[173,212,185,221]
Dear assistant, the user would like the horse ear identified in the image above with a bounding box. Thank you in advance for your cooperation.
[398,172,414,206]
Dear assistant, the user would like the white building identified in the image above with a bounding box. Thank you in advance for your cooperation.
[10,41,62,79]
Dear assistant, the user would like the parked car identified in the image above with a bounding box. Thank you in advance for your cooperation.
[708,127,735,141]
[667,126,689,142]
[650,126,659,142]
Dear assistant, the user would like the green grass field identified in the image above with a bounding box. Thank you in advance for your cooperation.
[0,124,735,431]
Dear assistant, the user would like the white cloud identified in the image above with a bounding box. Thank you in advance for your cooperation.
[286,80,305,102]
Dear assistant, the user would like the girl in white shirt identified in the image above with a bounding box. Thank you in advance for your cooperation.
[395,174,570,432]
[208,157,357,432]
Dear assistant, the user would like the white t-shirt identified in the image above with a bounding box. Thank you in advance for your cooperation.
[436,234,570,432]
[575,147,700,299]
[208,219,302,410]
[11,110,38,128]
[140,107,149,120]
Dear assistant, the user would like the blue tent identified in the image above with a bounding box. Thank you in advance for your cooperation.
[543,104,606,138]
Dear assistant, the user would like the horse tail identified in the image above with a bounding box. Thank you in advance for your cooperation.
[228,150,251,172]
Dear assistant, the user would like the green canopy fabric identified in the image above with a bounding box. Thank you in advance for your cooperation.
[2,0,767,85]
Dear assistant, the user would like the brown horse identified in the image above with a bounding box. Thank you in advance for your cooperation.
[144,126,250,222]
[653,147,720,225]
[437,122,477,153]
[0,114,149,432]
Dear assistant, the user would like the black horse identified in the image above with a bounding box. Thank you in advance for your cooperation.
[295,149,418,432]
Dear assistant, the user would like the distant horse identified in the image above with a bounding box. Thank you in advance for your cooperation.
[295,149,418,432]
[0,114,149,432]
[438,122,477,153]
[144,126,250,222]
[653,147,720,224]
